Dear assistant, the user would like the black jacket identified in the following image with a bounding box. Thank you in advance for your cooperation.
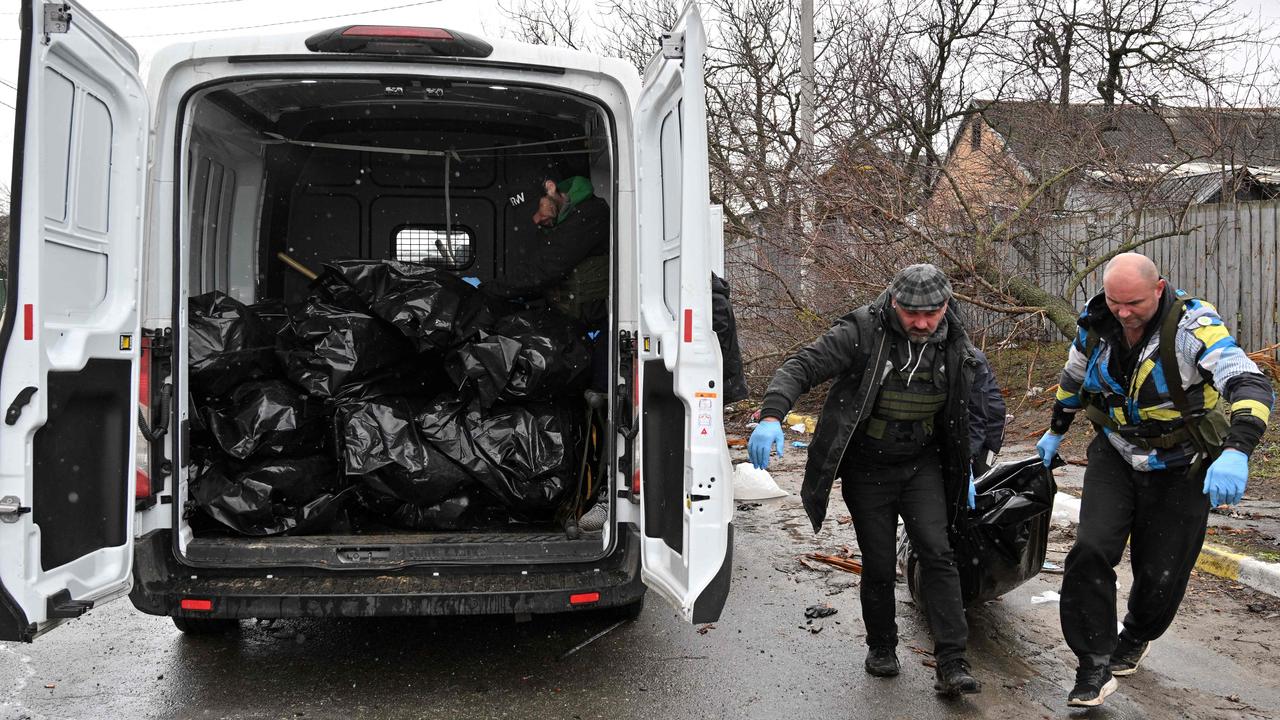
[711,273,748,404]
[486,196,609,299]
[967,347,1006,459]
[760,291,980,533]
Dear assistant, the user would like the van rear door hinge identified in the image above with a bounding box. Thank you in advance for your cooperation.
[660,31,684,60]
[0,496,32,523]
[43,3,71,41]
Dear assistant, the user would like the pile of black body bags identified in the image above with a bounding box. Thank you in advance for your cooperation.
[187,260,594,537]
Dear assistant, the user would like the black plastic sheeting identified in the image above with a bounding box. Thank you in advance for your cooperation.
[280,301,414,397]
[337,394,579,526]
[189,457,352,536]
[464,401,579,514]
[446,309,592,408]
[318,260,506,352]
[189,292,279,397]
[899,456,1059,607]
[335,396,473,509]
[354,486,501,531]
[202,380,327,461]
[187,260,594,535]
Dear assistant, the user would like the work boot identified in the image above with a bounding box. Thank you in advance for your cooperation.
[864,645,900,677]
[1108,637,1151,677]
[1067,664,1118,707]
[933,658,981,696]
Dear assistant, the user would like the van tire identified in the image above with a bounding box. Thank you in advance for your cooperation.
[171,616,238,635]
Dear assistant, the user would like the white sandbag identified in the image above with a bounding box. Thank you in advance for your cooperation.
[733,462,788,500]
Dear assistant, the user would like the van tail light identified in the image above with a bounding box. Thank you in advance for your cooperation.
[569,592,600,606]
[631,469,641,496]
[180,598,213,612]
[136,336,153,500]
[136,329,173,507]
[305,25,493,58]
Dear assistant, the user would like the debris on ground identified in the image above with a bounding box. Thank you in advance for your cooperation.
[726,436,747,448]
[806,552,864,574]
[790,441,809,449]
[733,463,788,500]
[1030,590,1061,604]
[836,515,852,525]
[1041,560,1063,574]
[784,412,817,433]
[736,502,762,512]
[696,624,715,635]
[804,604,838,619]
[557,619,628,661]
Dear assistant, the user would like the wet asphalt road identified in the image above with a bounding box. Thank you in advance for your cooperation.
[3,452,1280,720]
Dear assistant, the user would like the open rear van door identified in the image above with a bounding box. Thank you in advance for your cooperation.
[634,1,734,624]
[0,1,147,641]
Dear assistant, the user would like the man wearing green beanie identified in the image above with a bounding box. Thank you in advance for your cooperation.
[480,175,610,326]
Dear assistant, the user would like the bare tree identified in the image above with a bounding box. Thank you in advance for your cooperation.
[495,0,588,49]
[497,0,1280,357]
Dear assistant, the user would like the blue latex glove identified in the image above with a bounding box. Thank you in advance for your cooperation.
[748,419,785,470]
[1036,431,1063,467]
[967,473,977,510]
[1204,448,1248,507]
[461,276,481,288]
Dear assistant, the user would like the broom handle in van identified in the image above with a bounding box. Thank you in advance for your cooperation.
[276,251,319,281]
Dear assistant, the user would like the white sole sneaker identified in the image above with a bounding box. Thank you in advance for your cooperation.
[1111,643,1151,677]
[1068,676,1119,707]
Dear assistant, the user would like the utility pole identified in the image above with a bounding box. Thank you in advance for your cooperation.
[800,0,814,170]
[799,0,815,296]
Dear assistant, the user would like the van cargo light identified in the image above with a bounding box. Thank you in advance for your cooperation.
[305,25,493,58]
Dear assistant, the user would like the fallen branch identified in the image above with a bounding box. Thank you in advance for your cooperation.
[806,552,863,574]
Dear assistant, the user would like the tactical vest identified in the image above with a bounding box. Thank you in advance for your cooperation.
[1081,295,1229,465]
[850,345,948,459]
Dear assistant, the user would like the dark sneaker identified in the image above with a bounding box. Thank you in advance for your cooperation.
[933,658,981,696]
[1109,638,1151,677]
[1068,664,1118,707]
[864,645,900,677]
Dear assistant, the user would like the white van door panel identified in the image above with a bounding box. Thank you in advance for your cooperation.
[0,1,147,642]
[634,2,734,624]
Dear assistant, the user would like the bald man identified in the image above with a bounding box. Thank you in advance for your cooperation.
[1037,253,1273,707]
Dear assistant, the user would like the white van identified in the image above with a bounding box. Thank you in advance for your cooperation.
[0,0,733,640]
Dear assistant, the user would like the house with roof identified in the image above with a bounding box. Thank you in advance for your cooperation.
[921,101,1280,230]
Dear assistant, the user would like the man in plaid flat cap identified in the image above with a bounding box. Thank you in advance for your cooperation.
[748,263,984,697]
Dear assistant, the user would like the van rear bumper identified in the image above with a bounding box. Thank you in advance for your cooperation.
[128,527,645,619]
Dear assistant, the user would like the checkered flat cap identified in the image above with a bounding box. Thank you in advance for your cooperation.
[890,263,952,311]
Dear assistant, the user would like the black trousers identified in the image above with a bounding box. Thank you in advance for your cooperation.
[840,450,968,664]
[1060,434,1211,667]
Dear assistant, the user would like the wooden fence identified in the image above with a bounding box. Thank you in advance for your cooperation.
[962,199,1280,354]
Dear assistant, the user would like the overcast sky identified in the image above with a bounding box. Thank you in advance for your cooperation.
[1,0,1280,204]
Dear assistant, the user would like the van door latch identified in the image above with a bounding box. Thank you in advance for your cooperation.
[660,31,684,60]
[5,386,37,425]
[0,496,31,523]
[43,3,71,39]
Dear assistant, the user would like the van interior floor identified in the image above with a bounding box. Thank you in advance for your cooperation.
[183,529,605,568]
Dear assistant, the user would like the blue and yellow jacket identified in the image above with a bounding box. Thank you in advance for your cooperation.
[1051,286,1272,471]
